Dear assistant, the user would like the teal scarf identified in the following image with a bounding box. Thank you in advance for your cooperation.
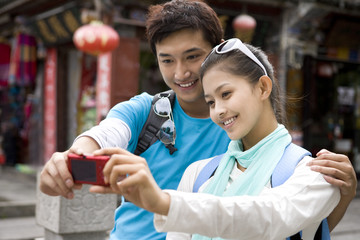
[192,124,291,240]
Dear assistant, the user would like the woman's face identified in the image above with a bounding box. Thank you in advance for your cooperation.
[203,66,270,147]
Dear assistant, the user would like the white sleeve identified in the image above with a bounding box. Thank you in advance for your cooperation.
[75,117,132,149]
[154,156,341,240]
[178,158,211,192]
[165,159,211,240]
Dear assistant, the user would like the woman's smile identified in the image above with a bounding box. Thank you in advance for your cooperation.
[221,116,237,129]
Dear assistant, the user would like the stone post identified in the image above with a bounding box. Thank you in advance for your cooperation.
[36,176,117,240]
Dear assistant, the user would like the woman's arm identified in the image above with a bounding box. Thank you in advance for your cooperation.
[154,157,340,240]
[308,149,357,231]
[165,159,210,239]
[89,148,340,239]
[89,148,171,215]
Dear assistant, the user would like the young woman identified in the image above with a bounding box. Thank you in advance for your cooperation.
[90,38,342,239]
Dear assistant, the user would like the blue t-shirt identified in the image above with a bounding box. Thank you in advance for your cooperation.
[107,92,230,240]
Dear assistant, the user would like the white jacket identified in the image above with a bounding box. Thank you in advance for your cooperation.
[154,156,340,240]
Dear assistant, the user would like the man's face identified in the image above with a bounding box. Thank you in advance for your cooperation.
[155,29,213,106]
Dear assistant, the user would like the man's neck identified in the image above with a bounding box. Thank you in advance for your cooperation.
[178,98,210,118]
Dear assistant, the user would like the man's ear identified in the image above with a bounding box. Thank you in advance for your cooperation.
[258,76,272,100]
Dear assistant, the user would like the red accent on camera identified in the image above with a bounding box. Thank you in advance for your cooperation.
[67,153,110,186]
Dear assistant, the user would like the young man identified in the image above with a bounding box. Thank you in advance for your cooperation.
[40,0,357,239]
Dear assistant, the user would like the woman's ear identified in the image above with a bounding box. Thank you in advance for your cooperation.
[258,76,272,100]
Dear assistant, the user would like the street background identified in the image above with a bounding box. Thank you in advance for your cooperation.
[1,0,360,239]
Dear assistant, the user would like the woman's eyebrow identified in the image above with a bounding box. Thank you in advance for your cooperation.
[204,83,230,99]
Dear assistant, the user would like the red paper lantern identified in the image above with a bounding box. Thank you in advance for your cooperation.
[232,14,256,43]
[73,21,120,55]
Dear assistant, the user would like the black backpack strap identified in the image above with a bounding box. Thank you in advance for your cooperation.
[289,232,302,240]
[314,219,331,240]
[314,221,323,240]
[134,90,176,155]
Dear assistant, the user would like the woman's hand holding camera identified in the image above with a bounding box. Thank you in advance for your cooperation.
[89,148,170,215]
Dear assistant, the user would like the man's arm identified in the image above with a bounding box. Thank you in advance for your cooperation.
[309,149,357,231]
[39,136,100,199]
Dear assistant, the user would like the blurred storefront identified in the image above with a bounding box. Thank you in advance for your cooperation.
[0,0,145,166]
[0,0,359,175]
[284,1,360,174]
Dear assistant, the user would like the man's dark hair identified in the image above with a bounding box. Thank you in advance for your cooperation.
[146,0,224,55]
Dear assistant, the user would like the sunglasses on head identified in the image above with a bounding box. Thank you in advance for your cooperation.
[203,38,268,76]
[153,94,176,146]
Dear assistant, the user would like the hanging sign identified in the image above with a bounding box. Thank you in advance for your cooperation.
[31,7,81,46]
[43,48,57,163]
[96,52,112,123]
